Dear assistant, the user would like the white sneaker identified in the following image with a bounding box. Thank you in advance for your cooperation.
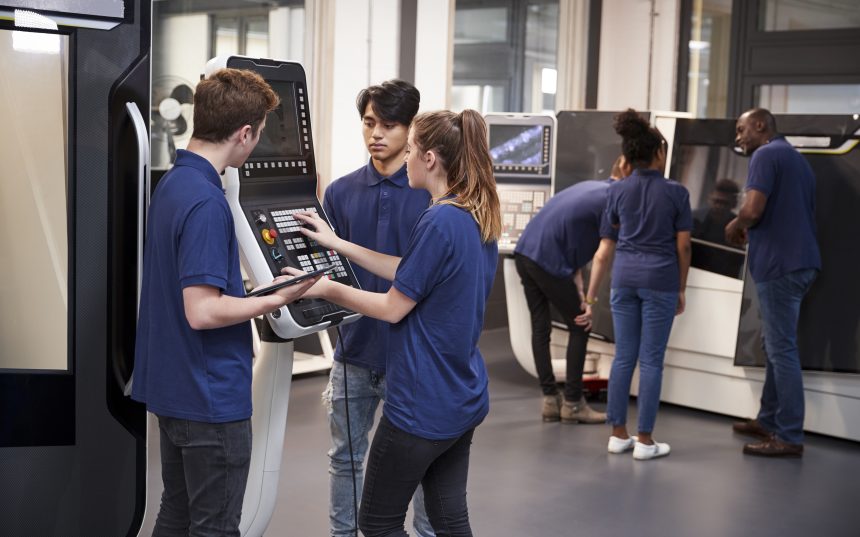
[633,440,671,460]
[607,435,638,454]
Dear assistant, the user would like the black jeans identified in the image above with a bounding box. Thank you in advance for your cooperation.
[358,415,475,537]
[514,253,589,401]
[153,416,252,537]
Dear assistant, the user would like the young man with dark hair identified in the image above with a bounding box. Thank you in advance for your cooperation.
[133,68,319,535]
[726,108,820,458]
[321,79,434,537]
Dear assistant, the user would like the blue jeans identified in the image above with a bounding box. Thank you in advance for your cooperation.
[153,416,252,537]
[359,415,475,537]
[755,268,817,444]
[607,287,678,434]
[324,361,434,537]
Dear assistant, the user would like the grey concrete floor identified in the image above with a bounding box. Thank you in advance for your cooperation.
[268,327,860,537]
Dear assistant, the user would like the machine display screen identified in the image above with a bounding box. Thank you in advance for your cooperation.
[251,80,302,159]
[489,124,550,174]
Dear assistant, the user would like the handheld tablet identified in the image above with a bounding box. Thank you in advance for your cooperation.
[246,264,335,297]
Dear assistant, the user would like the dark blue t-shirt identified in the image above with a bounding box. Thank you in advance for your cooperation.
[132,150,252,423]
[514,179,612,278]
[602,169,692,292]
[387,203,497,440]
[745,136,821,282]
[323,160,431,372]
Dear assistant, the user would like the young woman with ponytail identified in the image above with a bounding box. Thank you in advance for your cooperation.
[579,109,692,461]
[293,109,500,536]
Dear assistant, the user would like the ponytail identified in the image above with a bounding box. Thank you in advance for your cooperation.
[411,110,501,242]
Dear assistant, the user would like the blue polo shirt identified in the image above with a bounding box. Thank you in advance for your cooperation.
[323,160,431,372]
[386,202,497,440]
[602,169,692,292]
[745,136,821,282]
[514,179,613,278]
[132,150,252,423]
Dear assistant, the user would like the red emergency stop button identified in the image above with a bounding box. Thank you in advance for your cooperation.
[262,229,275,245]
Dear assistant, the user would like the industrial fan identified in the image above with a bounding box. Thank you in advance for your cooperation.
[151,76,195,169]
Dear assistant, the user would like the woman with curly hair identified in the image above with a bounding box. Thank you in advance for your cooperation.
[581,109,692,461]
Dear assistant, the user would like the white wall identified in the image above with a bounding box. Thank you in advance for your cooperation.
[316,0,454,186]
[154,14,209,87]
[414,0,454,112]
[270,6,305,62]
[597,0,680,110]
[314,0,403,185]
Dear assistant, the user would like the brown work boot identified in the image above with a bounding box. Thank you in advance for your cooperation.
[542,394,563,422]
[561,397,607,424]
[743,437,803,458]
[732,419,773,440]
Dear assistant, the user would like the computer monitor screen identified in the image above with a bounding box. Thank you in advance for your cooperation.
[489,124,550,174]
[672,144,748,279]
[251,80,302,159]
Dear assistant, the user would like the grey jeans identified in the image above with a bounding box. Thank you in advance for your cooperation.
[153,415,252,537]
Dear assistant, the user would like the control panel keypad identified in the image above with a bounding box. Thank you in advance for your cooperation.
[252,206,350,281]
[498,188,549,251]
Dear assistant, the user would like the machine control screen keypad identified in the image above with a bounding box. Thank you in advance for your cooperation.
[498,188,548,252]
[248,204,356,327]
[250,206,350,282]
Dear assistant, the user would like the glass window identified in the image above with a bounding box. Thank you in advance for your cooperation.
[453,0,558,113]
[523,2,559,113]
[761,0,860,31]
[757,84,860,113]
[451,84,507,114]
[152,2,305,170]
[213,17,240,57]
[244,17,270,58]
[685,0,732,117]
[674,144,749,279]
[0,30,70,371]
[454,7,509,44]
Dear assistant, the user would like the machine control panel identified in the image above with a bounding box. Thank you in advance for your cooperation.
[247,204,350,282]
[206,55,361,338]
[485,113,557,254]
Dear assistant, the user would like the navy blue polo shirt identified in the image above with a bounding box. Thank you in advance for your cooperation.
[386,202,497,440]
[602,169,692,292]
[132,150,252,423]
[745,136,821,282]
[514,179,613,278]
[323,160,431,372]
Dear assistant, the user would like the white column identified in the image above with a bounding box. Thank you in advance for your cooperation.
[414,0,455,112]
[597,0,681,111]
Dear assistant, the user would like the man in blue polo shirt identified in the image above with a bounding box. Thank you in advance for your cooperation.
[133,69,318,535]
[321,80,433,537]
[513,158,626,424]
[726,108,820,458]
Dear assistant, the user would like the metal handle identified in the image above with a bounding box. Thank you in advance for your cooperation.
[123,102,150,396]
[125,102,150,312]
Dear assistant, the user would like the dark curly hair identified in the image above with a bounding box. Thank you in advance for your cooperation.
[613,108,665,169]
